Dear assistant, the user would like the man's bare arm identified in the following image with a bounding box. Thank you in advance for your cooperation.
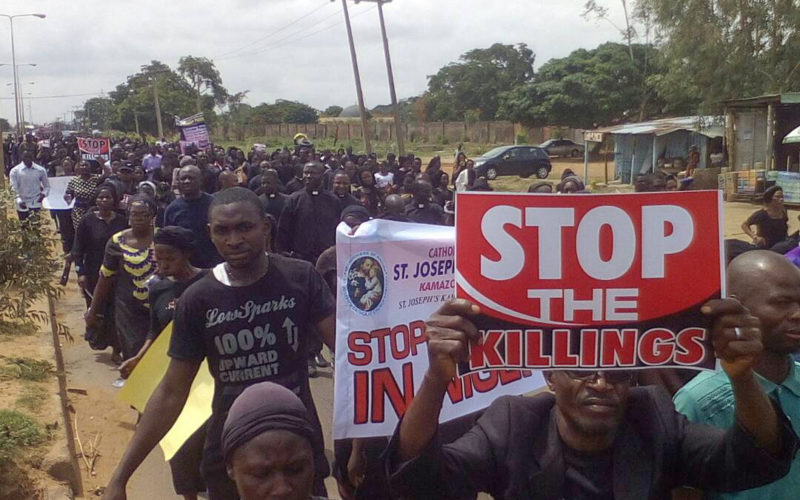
[103,358,201,499]
[316,313,336,352]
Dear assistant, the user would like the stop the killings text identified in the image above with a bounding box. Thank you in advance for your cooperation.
[455,192,724,373]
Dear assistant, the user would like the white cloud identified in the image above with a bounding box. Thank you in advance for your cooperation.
[0,0,628,124]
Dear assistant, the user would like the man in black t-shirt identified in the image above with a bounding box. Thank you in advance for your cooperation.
[103,187,336,500]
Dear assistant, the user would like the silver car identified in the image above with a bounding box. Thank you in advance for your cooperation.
[540,139,585,158]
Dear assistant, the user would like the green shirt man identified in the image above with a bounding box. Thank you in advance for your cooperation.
[674,362,800,499]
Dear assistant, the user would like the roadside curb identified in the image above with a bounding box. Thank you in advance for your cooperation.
[47,293,84,497]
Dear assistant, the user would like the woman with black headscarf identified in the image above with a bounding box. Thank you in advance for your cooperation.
[85,194,158,364]
[222,381,323,500]
[119,225,208,500]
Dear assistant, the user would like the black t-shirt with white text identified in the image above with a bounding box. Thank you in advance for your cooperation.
[168,254,335,472]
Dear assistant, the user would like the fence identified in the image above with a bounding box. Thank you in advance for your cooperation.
[215,120,585,146]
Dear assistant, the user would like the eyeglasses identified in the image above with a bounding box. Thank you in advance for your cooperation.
[562,370,636,385]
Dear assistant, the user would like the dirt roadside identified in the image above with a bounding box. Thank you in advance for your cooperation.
[0,292,77,499]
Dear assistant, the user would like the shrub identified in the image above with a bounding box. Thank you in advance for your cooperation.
[0,410,44,462]
[0,357,54,382]
[0,188,64,335]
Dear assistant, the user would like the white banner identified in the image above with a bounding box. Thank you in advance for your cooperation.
[333,220,545,439]
[42,176,75,210]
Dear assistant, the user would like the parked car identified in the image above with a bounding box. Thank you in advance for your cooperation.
[540,139,585,158]
[474,145,552,180]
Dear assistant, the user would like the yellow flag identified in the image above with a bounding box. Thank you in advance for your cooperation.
[118,322,214,461]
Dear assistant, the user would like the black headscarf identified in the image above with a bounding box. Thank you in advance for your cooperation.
[222,382,315,463]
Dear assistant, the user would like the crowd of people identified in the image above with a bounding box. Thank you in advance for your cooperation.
[7,131,800,500]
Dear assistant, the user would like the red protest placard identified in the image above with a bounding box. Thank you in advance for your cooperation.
[455,191,724,373]
[77,137,111,162]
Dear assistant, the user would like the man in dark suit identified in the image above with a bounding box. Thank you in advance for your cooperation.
[385,299,799,499]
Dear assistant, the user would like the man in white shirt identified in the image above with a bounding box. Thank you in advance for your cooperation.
[141,145,162,179]
[10,150,50,220]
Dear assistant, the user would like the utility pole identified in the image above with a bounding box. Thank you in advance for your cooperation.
[0,13,47,134]
[0,129,5,188]
[153,76,164,139]
[133,111,141,137]
[338,0,372,154]
[362,0,404,156]
[9,18,20,134]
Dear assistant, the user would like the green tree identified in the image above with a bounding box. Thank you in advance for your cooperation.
[498,43,665,128]
[82,97,115,131]
[177,56,229,113]
[638,0,800,111]
[322,105,344,117]
[275,100,319,124]
[0,118,10,132]
[424,43,535,121]
[109,61,198,135]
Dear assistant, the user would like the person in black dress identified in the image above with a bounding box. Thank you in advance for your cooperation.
[119,226,208,500]
[69,184,128,359]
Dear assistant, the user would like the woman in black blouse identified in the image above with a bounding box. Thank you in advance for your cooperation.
[70,183,128,359]
[118,226,207,500]
[741,185,789,250]
[70,184,128,306]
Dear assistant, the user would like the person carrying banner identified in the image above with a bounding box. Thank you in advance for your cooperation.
[102,187,335,500]
[385,298,799,499]
[65,159,104,231]
[118,226,208,500]
[673,250,800,499]
[10,150,50,220]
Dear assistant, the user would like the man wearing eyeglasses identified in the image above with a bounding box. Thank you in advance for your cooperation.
[384,298,799,499]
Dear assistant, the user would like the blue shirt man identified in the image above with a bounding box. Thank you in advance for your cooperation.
[164,165,222,268]
[674,250,800,499]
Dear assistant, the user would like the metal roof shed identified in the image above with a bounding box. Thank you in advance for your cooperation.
[592,116,724,183]
[723,93,800,172]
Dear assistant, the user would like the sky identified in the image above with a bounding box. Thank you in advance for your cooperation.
[0,0,629,126]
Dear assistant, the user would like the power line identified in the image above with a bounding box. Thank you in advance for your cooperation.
[220,4,376,61]
[0,92,105,100]
[214,0,334,60]
[216,6,346,61]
